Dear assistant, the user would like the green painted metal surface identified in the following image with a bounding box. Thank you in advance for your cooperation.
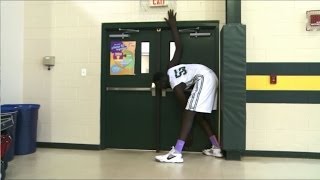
[101,21,220,151]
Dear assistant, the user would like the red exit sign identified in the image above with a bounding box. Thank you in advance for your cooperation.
[306,10,320,31]
[149,0,168,7]
[310,15,320,26]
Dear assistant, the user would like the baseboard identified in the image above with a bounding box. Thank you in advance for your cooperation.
[37,142,101,150]
[244,150,320,159]
[37,144,320,159]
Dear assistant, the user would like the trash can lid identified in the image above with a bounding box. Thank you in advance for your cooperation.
[1,105,19,113]
[2,104,40,110]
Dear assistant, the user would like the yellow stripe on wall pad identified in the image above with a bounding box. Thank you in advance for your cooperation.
[247,76,320,91]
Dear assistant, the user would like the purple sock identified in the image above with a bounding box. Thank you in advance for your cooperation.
[209,135,220,148]
[174,139,185,153]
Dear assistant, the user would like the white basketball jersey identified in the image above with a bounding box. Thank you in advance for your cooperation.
[167,64,214,89]
[167,64,218,113]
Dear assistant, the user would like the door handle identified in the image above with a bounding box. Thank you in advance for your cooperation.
[151,83,156,97]
[162,89,166,97]
[161,88,174,97]
[161,88,192,97]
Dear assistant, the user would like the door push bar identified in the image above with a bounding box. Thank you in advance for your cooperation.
[109,34,130,38]
[178,27,211,38]
[190,32,211,37]
[109,28,139,39]
[179,27,200,33]
[106,83,156,96]
[118,28,139,33]
[106,86,192,97]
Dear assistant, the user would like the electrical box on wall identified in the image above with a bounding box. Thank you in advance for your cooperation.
[43,56,55,70]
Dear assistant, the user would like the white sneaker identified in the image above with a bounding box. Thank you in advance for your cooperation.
[155,146,184,163]
[202,146,223,158]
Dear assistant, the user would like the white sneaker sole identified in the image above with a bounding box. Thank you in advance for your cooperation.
[202,151,223,158]
[155,157,184,163]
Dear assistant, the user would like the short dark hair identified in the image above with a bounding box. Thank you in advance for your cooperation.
[153,72,166,82]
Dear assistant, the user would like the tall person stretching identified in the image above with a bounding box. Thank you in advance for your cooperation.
[153,10,223,163]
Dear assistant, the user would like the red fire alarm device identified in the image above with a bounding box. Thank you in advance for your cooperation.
[306,10,320,31]
[270,74,277,84]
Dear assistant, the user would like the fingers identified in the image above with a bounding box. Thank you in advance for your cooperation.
[167,9,175,17]
[165,9,176,23]
[168,9,172,17]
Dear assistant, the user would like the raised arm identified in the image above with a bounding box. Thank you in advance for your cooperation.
[165,9,182,69]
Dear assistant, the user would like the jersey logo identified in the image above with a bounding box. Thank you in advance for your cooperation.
[174,67,187,78]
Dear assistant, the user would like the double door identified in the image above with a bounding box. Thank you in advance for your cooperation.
[101,21,219,151]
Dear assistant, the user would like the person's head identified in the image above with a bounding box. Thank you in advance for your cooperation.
[153,72,169,88]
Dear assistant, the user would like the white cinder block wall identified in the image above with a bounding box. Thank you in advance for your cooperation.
[243,1,320,152]
[23,1,225,145]
[0,1,24,104]
[6,1,319,152]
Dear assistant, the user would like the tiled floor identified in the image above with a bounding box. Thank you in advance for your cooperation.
[5,148,320,179]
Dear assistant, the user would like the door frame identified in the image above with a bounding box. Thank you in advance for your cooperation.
[100,21,219,149]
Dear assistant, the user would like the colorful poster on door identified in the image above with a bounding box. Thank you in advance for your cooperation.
[110,41,136,75]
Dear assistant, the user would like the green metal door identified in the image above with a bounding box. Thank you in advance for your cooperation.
[101,24,160,150]
[101,22,219,151]
[159,23,219,151]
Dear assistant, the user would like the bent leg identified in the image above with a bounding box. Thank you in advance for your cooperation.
[197,113,223,157]
[197,113,214,137]
[155,110,196,163]
[174,110,196,153]
[197,113,221,148]
[178,110,196,141]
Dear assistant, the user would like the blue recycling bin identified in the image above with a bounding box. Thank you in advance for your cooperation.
[1,105,18,161]
[3,104,40,155]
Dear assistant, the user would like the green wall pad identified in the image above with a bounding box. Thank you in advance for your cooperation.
[220,24,246,160]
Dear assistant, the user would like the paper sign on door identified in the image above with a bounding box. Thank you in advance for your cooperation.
[110,41,136,75]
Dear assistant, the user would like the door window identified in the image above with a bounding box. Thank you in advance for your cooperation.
[169,42,176,61]
[141,42,150,74]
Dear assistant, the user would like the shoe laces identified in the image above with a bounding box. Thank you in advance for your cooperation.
[169,146,177,154]
[212,145,220,150]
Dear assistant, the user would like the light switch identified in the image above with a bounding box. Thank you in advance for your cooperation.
[81,68,87,76]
